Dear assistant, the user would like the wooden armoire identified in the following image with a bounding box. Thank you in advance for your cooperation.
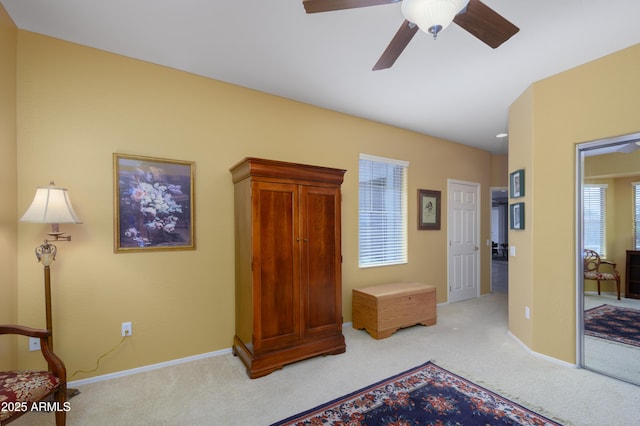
[229,158,346,378]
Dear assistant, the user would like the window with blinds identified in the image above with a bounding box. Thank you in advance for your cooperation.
[634,182,640,250]
[358,154,408,268]
[583,184,607,257]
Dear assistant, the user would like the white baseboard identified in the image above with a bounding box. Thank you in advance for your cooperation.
[68,347,233,387]
[71,323,356,387]
[507,331,578,369]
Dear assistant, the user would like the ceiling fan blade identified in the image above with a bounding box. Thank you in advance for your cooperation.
[303,0,399,14]
[617,141,640,153]
[453,0,519,49]
[373,20,419,71]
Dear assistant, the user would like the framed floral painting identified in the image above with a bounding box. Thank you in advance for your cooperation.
[113,153,195,252]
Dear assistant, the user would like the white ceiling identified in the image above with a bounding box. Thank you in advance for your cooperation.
[2,0,640,154]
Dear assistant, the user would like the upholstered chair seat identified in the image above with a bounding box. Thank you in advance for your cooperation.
[584,270,618,282]
[0,370,60,420]
[0,325,66,425]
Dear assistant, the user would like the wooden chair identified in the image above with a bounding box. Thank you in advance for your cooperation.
[583,249,621,300]
[0,325,67,425]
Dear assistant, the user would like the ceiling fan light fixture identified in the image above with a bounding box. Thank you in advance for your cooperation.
[402,0,470,39]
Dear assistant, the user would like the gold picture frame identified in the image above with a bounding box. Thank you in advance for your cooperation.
[113,153,195,252]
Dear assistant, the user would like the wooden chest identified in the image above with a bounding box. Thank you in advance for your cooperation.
[352,282,436,339]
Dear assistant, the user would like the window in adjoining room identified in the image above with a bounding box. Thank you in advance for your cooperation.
[358,154,408,268]
[583,184,607,257]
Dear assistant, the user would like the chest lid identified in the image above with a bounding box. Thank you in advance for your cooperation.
[354,282,435,299]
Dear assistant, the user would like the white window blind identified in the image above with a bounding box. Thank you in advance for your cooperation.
[583,184,607,257]
[633,182,640,250]
[358,154,408,268]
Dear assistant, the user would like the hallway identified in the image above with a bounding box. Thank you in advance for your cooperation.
[492,259,508,293]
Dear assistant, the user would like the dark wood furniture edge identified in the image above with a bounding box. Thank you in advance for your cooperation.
[229,157,346,185]
[233,334,346,379]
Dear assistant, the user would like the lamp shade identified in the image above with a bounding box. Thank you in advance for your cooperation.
[21,183,82,224]
[402,0,469,36]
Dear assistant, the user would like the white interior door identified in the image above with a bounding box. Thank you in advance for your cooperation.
[448,180,480,303]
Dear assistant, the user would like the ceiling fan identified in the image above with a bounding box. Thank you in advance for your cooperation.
[616,140,640,153]
[303,0,519,70]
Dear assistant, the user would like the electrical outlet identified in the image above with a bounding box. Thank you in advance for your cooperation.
[29,337,41,351]
[121,322,132,337]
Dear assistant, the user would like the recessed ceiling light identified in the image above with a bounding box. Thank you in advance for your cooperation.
[496,133,508,138]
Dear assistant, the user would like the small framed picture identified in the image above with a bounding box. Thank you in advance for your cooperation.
[510,169,524,198]
[510,202,525,230]
[114,153,195,252]
[418,189,441,230]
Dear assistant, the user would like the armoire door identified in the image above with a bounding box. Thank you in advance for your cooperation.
[252,181,301,351]
[300,185,342,337]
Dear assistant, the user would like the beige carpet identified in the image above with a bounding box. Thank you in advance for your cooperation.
[14,293,640,426]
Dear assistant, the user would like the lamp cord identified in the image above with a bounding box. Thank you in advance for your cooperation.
[70,335,128,379]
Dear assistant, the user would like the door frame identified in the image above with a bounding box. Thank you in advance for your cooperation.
[447,179,481,303]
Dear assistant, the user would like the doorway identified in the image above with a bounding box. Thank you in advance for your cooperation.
[491,187,509,293]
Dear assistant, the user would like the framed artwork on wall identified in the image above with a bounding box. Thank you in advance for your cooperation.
[113,153,195,252]
[418,189,441,230]
[510,169,525,198]
[510,202,525,230]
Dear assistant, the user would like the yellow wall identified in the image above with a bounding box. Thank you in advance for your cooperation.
[509,43,640,362]
[0,4,18,370]
[507,87,534,346]
[585,149,640,178]
[10,31,499,379]
[490,154,508,187]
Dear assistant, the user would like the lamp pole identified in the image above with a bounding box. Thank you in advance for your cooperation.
[36,241,57,352]
[35,239,80,398]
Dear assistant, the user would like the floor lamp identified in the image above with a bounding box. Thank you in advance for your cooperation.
[20,182,82,364]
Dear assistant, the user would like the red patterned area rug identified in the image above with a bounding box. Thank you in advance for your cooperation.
[584,304,640,347]
[272,361,561,425]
